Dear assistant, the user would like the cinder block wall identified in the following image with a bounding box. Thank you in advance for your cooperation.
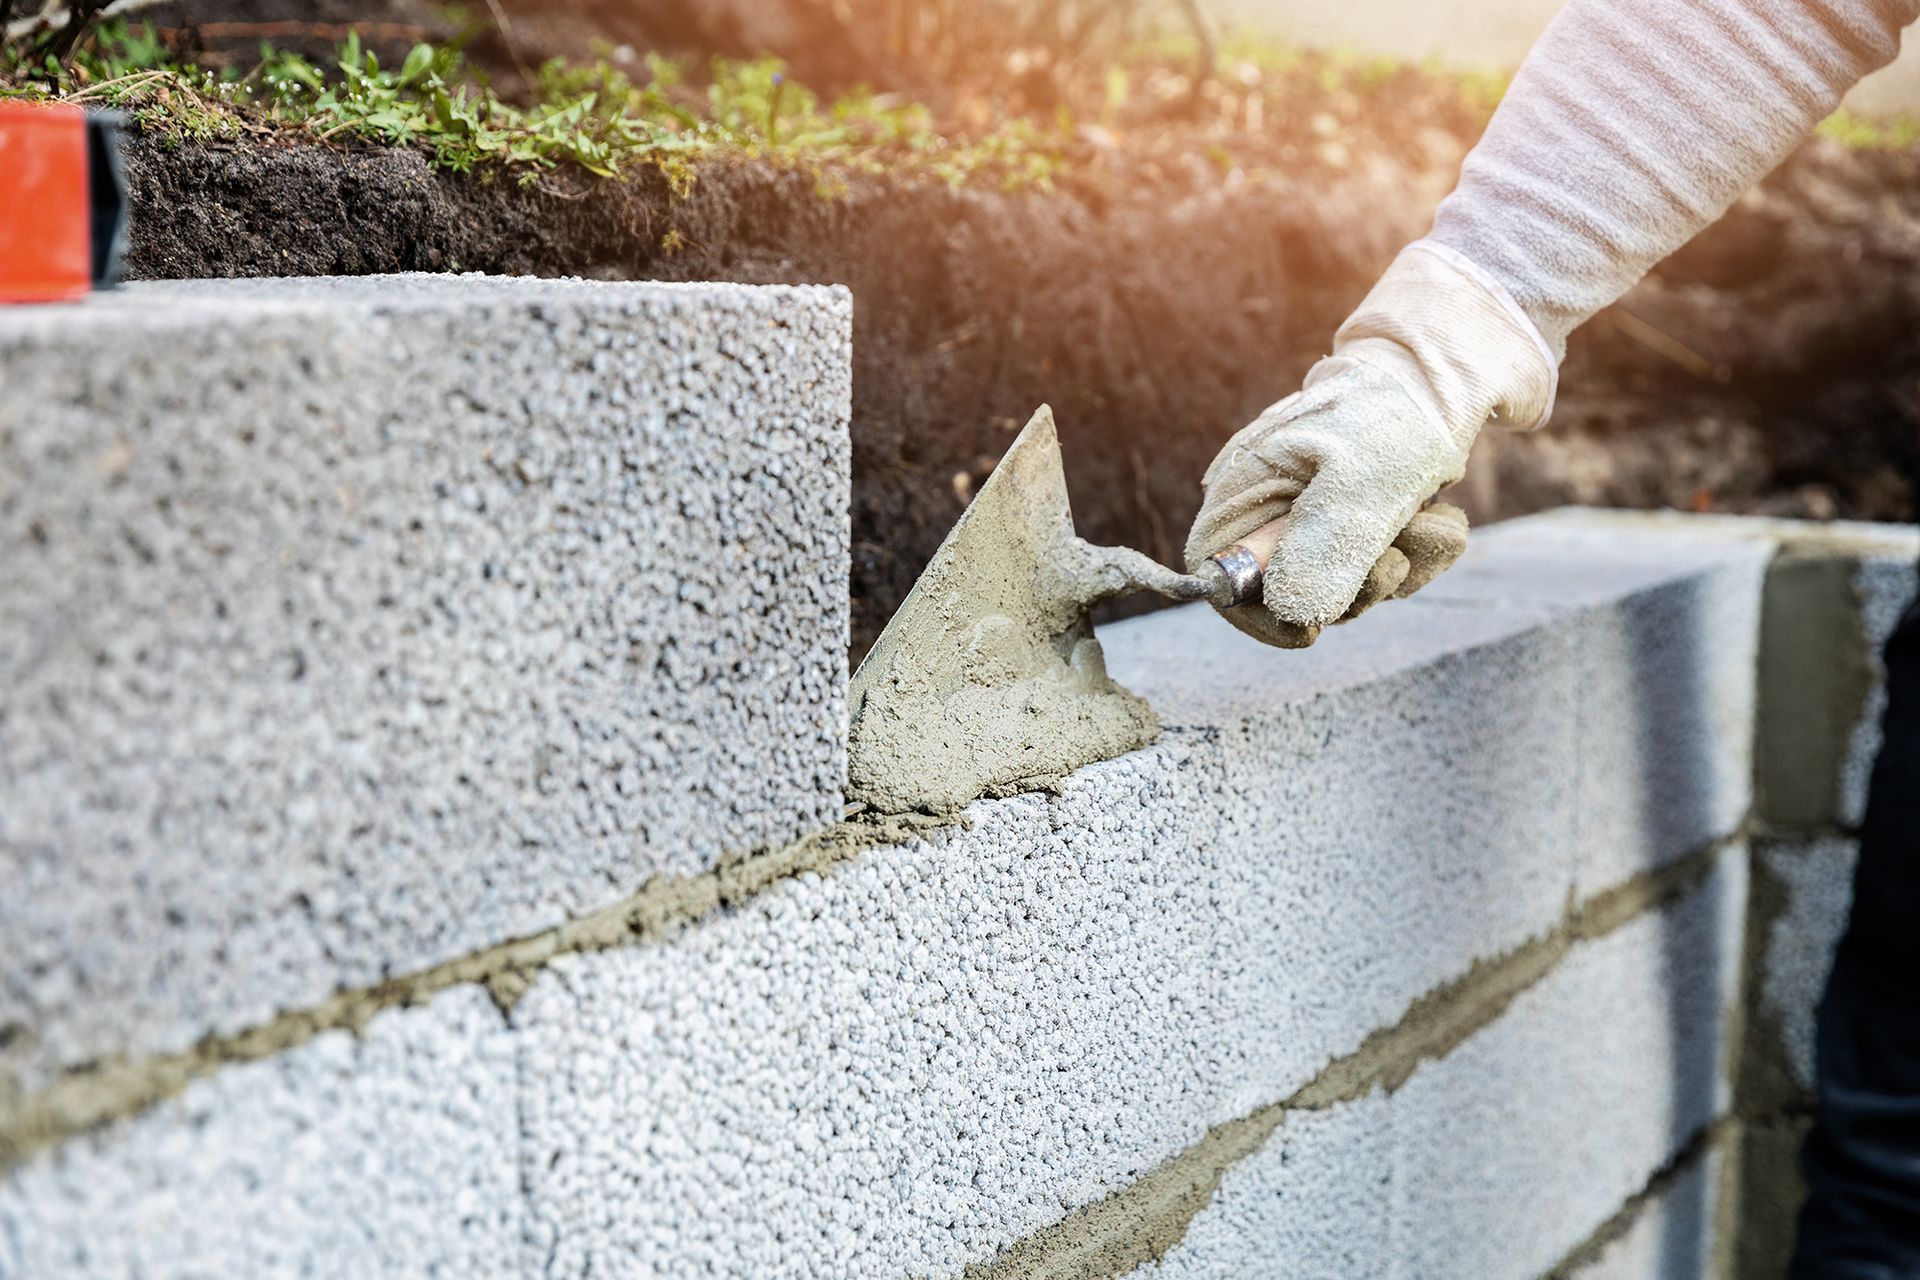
[0,277,1909,1279]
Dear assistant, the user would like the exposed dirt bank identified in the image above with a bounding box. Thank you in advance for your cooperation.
[120,131,1920,654]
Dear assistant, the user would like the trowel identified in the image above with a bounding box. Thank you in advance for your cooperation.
[845,405,1282,814]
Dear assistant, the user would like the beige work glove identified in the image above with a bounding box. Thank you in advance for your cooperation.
[1185,242,1557,648]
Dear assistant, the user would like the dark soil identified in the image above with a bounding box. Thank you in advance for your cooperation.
[119,128,1920,655]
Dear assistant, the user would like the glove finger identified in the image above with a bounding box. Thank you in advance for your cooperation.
[1339,546,1411,621]
[1258,463,1407,627]
[1184,393,1324,572]
[1253,369,1443,626]
[1218,600,1321,650]
[1391,501,1469,599]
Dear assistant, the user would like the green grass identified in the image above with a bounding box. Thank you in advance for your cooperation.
[1815,109,1920,149]
[0,21,1071,190]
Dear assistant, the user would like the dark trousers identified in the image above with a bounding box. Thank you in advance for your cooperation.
[1791,582,1920,1277]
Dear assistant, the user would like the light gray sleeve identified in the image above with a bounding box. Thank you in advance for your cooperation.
[1426,0,1920,355]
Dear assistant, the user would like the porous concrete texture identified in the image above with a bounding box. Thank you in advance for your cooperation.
[1418,511,1769,895]
[1122,511,1770,898]
[0,275,852,1097]
[1756,836,1859,1092]
[0,987,520,1278]
[1563,510,1920,1279]
[1,510,1770,1278]
[1126,853,1744,1280]
[514,732,1572,1279]
[1564,1145,1726,1280]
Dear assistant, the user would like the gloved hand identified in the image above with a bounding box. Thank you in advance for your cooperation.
[1185,242,1555,648]
[1187,0,1920,649]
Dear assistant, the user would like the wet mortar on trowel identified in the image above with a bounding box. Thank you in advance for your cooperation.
[846,407,1222,816]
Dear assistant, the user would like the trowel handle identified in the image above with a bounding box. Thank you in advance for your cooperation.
[1206,517,1287,607]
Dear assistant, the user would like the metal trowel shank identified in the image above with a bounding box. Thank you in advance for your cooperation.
[845,405,1241,815]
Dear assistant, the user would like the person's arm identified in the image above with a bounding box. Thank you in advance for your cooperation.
[1188,0,1920,649]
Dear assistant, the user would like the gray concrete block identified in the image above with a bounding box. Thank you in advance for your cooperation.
[0,828,1742,1280]
[1421,513,1768,894]
[1388,847,1743,1277]
[1124,1097,1399,1279]
[1756,836,1858,1093]
[511,531,1753,1274]
[1565,1145,1725,1280]
[1529,508,1919,569]
[1129,849,1746,1280]
[0,275,852,1097]
[1105,551,1573,733]
[1116,512,1765,904]
[0,987,521,1280]
[1108,590,1585,988]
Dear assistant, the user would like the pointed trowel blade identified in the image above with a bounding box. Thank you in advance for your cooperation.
[846,405,1160,815]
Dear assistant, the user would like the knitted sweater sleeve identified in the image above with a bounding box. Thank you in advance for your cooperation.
[1424,0,1920,357]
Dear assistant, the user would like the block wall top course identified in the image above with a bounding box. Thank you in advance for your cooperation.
[1107,513,1769,897]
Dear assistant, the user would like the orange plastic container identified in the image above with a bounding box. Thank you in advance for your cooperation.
[0,100,93,303]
